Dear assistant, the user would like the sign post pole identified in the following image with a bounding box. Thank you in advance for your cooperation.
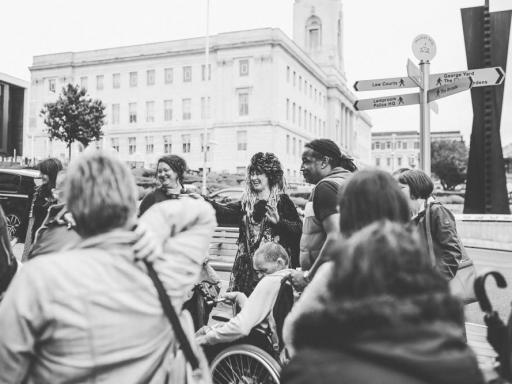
[419,60,431,175]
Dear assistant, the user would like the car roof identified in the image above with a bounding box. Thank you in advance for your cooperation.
[0,168,41,178]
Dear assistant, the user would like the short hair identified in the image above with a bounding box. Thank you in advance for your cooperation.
[65,150,138,237]
[157,155,187,185]
[397,169,434,199]
[338,169,411,237]
[255,242,290,266]
[38,158,63,188]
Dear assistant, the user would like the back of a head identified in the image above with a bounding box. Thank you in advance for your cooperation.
[338,169,411,237]
[328,221,463,325]
[255,242,290,266]
[397,169,434,200]
[65,150,138,238]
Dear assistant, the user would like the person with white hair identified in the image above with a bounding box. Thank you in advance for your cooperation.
[0,150,216,383]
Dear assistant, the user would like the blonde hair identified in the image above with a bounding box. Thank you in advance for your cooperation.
[65,150,138,237]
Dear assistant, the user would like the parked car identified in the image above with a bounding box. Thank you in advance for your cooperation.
[0,169,40,240]
[208,187,244,204]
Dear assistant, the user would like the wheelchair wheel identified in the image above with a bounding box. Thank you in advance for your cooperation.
[210,343,280,384]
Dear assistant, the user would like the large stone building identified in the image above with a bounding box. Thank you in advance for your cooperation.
[372,130,464,172]
[26,0,371,180]
[0,73,28,158]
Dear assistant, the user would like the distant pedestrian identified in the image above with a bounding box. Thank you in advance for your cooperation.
[291,139,357,290]
[207,152,302,296]
[139,154,189,216]
[282,221,484,384]
[22,158,63,260]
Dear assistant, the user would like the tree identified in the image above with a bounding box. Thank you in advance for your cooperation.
[40,84,106,159]
[431,140,469,190]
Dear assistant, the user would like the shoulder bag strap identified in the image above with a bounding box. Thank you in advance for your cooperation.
[424,202,436,267]
[143,260,200,371]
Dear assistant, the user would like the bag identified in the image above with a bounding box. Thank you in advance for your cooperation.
[144,260,212,384]
[425,203,477,305]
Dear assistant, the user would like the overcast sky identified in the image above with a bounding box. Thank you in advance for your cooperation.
[1,0,511,145]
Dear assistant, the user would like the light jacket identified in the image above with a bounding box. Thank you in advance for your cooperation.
[299,168,350,269]
[0,199,216,384]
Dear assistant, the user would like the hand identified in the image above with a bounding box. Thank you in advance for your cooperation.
[196,335,208,345]
[291,270,309,291]
[133,222,162,262]
[265,204,280,225]
[195,326,209,337]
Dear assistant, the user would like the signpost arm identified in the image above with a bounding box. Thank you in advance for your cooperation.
[419,60,431,175]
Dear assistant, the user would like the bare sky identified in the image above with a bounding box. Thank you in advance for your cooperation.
[1,0,511,145]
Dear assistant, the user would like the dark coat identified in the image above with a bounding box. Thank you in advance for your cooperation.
[414,201,463,279]
[0,206,17,295]
[139,187,187,216]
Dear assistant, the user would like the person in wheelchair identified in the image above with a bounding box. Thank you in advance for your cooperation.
[196,242,293,357]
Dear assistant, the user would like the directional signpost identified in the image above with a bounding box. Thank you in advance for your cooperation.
[352,34,506,175]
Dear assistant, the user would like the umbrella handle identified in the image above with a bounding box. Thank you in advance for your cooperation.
[475,270,507,314]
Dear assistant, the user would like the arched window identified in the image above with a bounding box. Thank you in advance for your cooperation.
[306,16,322,51]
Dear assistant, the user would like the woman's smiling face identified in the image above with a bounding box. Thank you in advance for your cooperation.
[157,162,179,188]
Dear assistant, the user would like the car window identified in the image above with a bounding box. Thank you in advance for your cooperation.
[20,176,37,195]
[0,173,20,193]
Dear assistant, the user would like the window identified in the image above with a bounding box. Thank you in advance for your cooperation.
[386,141,392,149]
[286,135,290,154]
[111,137,119,152]
[163,136,172,154]
[201,133,211,152]
[306,15,322,51]
[414,141,420,149]
[111,104,120,125]
[80,76,88,90]
[286,99,290,120]
[201,64,211,81]
[145,136,154,153]
[309,113,312,131]
[292,103,296,123]
[182,98,191,120]
[371,143,375,150]
[201,97,211,119]
[147,70,155,86]
[146,101,155,122]
[237,131,247,151]
[286,66,290,82]
[96,75,104,90]
[164,68,173,84]
[239,59,249,76]
[112,73,120,89]
[396,141,402,149]
[292,137,296,155]
[164,100,173,121]
[293,71,296,87]
[128,137,136,154]
[409,156,415,166]
[375,157,381,166]
[397,157,402,167]
[403,141,408,150]
[304,80,308,95]
[48,78,56,93]
[309,84,312,97]
[375,142,380,149]
[129,103,137,123]
[238,93,249,116]
[298,106,302,127]
[298,76,302,91]
[182,134,191,153]
[183,66,192,82]
[299,139,303,152]
[129,72,138,87]
[386,158,391,167]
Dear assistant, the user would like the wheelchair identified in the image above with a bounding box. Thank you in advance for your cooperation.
[206,276,294,384]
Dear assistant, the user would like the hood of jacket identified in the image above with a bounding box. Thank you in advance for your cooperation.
[290,291,483,384]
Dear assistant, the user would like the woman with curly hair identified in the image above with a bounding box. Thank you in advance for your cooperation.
[139,155,188,216]
[208,152,302,296]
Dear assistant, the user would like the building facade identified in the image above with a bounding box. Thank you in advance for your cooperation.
[0,73,28,158]
[27,0,371,180]
[372,130,464,172]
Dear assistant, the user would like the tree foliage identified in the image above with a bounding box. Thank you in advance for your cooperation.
[431,139,468,190]
[40,84,106,158]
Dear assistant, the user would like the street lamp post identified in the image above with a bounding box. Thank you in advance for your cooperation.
[201,0,211,196]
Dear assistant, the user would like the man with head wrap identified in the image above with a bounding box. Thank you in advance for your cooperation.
[291,139,357,290]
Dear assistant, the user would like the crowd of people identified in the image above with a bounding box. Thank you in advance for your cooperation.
[0,138,492,383]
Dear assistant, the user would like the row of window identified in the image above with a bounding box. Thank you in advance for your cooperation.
[108,94,249,124]
[375,155,418,167]
[285,135,304,157]
[285,99,326,136]
[372,140,420,150]
[110,131,249,155]
[286,65,325,106]
[46,59,252,93]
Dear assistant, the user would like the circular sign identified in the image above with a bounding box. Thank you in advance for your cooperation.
[412,34,436,61]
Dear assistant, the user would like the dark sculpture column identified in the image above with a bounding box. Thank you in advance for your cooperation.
[461,5,511,214]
